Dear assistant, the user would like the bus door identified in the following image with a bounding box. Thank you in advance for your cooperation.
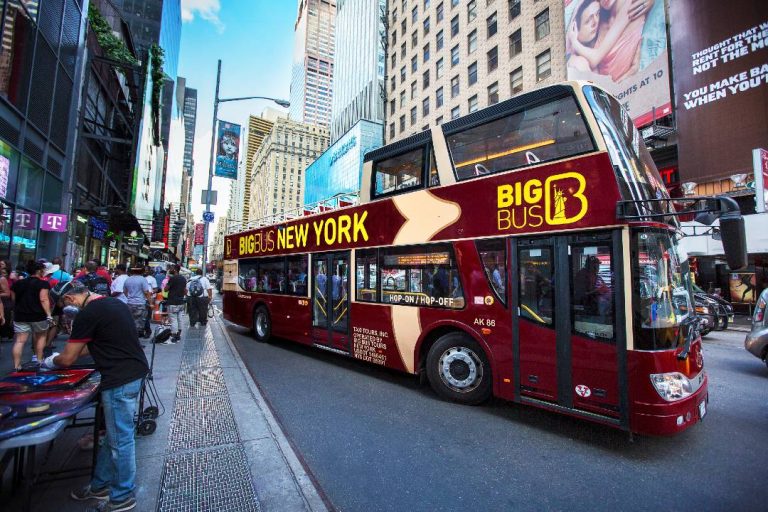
[512,231,625,422]
[311,252,351,353]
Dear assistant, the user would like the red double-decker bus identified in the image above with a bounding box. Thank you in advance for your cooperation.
[222,83,746,436]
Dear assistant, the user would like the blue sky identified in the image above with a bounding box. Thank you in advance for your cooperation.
[178,0,296,224]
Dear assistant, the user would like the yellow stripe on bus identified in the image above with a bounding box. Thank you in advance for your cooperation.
[454,139,556,169]
[520,304,546,324]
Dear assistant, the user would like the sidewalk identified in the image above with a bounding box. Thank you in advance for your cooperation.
[0,306,329,512]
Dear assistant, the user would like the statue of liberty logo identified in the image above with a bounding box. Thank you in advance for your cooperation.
[552,185,567,222]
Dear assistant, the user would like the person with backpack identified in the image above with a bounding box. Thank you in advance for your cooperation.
[186,269,212,328]
[76,261,111,296]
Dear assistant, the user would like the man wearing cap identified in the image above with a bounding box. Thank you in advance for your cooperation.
[44,280,148,512]
[123,266,153,338]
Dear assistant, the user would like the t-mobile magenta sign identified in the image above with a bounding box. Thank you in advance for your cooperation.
[40,213,68,232]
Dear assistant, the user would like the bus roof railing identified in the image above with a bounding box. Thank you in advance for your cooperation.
[226,192,360,235]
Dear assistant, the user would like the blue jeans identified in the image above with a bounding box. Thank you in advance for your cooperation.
[92,377,143,502]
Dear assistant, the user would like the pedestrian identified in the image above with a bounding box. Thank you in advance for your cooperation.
[41,262,61,350]
[186,269,212,328]
[123,266,153,340]
[96,260,113,285]
[44,280,149,512]
[154,266,166,289]
[143,267,159,338]
[77,261,111,295]
[10,260,52,370]
[0,260,13,341]
[50,257,72,282]
[163,265,186,342]
[110,264,128,303]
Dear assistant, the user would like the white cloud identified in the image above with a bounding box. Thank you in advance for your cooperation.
[181,0,224,32]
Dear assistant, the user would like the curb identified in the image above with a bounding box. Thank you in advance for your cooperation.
[214,311,331,512]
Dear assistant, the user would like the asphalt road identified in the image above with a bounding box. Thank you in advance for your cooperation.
[228,324,768,512]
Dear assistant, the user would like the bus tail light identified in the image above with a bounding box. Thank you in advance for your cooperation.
[481,328,492,335]
[650,372,693,402]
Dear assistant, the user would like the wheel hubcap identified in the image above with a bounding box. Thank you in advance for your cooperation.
[256,313,268,337]
[438,346,483,393]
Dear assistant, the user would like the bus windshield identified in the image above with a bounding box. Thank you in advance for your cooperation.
[583,85,673,221]
[632,229,692,350]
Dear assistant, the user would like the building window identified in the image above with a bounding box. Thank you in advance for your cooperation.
[401,42,407,58]
[423,70,430,89]
[451,75,460,97]
[401,66,406,83]
[400,90,406,107]
[487,81,499,104]
[487,11,497,37]
[437,2,444,21]
[423,97,430,116]
[468,29,477,54]
[436,115,443,124]
[411,106,418,125]
[389,123,395,138]
[468,94,478,113]
[451,45,460,66]
[468,61,478,86]
[452,0,459,7]
[424,0,430,8]
[451,15,459,37]
[411,80,417,98]
[390,99,396,115]
[392,30,397,46]
[509,29,522,58]
[393,8,398,22]
[423,43,430,62]
[536,50,551,81]
[412,56,418,73]
[391,53,397,69]
[401,18,407,36]
[400,115,406,132]
[412,6,418,22]
[391,75,396,91]
[437,29,444,50]
[467,0,477,22]
[509,0,520,19]
[451,106,460,119]
[535,9,550,40]
[424,16,430,35]
[487,46,498,72]
[436,57,444,78]
[412,30,418,48]
[436,86,444,107]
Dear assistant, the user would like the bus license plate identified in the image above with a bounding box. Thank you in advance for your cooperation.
[698,401,707,419]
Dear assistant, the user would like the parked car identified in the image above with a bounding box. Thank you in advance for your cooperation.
[695,297,717,336]
[745,288,768,369]
[692,284,734,330]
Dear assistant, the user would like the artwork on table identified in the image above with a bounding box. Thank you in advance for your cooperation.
[0,369,94,393]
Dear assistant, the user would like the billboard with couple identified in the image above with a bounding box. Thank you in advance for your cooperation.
[564,0,671,127]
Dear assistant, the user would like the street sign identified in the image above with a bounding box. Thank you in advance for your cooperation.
[203,211,215,223]
[201,190,218,205]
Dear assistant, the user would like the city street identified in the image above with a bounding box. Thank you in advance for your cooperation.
[228,325,768,512]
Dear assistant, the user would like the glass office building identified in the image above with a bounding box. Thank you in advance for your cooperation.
[303,119,383,205]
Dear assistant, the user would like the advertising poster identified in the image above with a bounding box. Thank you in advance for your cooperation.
[214,121,241,179]
[564,0,671,127]
[671,0,768,182]
[729,272,757,304]
[194,223,205,245]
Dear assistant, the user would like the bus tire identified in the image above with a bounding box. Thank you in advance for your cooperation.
[253,305,271,342]
[426,333,491,405]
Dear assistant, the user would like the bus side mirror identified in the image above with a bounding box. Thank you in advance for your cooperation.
[719,213,747,270]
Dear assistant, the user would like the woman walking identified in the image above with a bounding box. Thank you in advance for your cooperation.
[11,260,53,370]
[0,260,13,341]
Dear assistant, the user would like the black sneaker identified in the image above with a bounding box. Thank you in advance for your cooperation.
[71,484,110,501]
[86,497,136,512]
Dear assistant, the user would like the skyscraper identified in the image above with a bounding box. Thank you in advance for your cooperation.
[289,0,336,128]
[330,0,386,142]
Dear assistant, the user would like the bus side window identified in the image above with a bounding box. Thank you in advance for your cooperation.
[428,147,440,187]
[373,147,424,197]
[570,245,615,341]
[287,255,308,296]
[518,247,553,325]
[239,259,259,292]
[476,238,506,305]
[356,250,378,302]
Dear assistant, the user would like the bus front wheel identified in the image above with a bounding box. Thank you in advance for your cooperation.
[253,305,271,342]
[426,333,491,405]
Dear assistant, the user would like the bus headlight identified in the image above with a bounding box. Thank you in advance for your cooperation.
[695,306,710,315]
[650,372,693,401]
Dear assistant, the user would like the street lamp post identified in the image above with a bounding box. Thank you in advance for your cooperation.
[201,59,289,272]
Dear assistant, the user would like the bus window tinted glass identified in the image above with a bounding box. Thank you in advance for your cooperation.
[287,255,309,296]
[571,245,614,341]
[356,249,378,302]
[583,85,672,219]
[239,259,259,291]
[380,244,463,309]
[518,247,553,325]
[258,258,285,293]
[477,239,506,304]
[428,147,440,186]
[446,95,593,181]
[374,147,424,196]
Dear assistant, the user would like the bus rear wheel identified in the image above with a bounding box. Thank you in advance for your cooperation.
[253,305,271,342]
[426,333,491,405]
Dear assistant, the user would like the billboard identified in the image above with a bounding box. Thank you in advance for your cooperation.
[564,0,671,127]
[671,0,768,183]
[214,121,241,179]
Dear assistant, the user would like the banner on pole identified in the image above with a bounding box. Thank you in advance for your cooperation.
[194,223,205,245]
[214,121,241,179]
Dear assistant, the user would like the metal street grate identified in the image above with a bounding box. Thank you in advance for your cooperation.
[180,350,220,369]
[183,336,217,352]
[176,368,227,399]
[167,396,239,452]
[184,329,205,339]
[157,445,260,512]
